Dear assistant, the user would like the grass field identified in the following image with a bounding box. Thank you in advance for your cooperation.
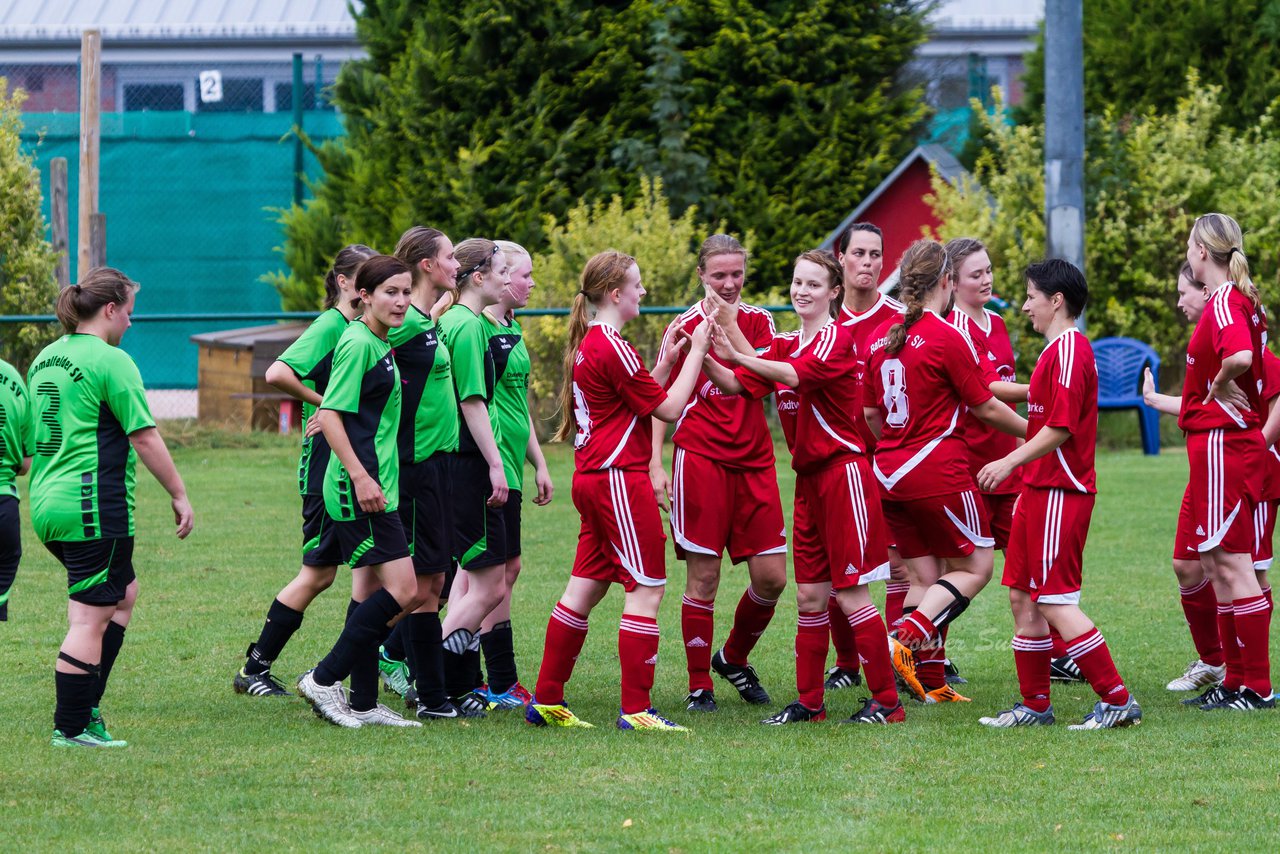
[1,439,1276,852]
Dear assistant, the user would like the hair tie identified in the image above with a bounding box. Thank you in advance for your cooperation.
[1230,246,1243,258]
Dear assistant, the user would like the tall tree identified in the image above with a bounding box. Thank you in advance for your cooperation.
[270,0,931,307]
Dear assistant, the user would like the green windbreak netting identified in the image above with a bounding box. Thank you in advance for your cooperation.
[21,111,343,389]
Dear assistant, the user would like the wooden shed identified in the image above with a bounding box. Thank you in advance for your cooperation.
[190,322,310,431]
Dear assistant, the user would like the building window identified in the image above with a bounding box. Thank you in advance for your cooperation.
[124,83,185,111]
[196,77,264,112]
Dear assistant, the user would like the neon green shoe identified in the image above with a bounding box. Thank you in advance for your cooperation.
[525,701,595,728]
[377,648,411,698]
[51,728,128,748]
[616,708,689,732]
[85,707,113,741]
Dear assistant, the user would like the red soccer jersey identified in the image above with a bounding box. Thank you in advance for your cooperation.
[736,321,866,475]
[570,323,668,472]
[1262,348,1280,500]
[841,294,906,449]
[1179,284,1267,433]
[948,307,1022,494]
[1023,328,1097,493]
[660,300,776,471]
[865,310,995,499]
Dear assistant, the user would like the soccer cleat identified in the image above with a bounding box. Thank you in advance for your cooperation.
[403,685,420,709]
[484,686,529,710]
[824,666,862,690]
[1166,659,1226,692]
[1067,697,1143,730]
[296,669,363,728]
[761,701,826,725]
[377,648,411,699]
[924,684,972,704]
[452,691,489,718]
[85,707,114,741]
[509,682,534,705]
[51,728,128,748]
[889,637,927,702]
[617,708,690,732]
[525,700,595,728]
[233,668,291,698]
[1049,656,1086,683]
[1200,687,1276,711]
[978,703,1056,728]
[838,696,906,724]
[944,659,968,685]
[710,648,772,705]
[350,702,423,727]
[1182,684,1234,707]
[685,689,718,713]
[415,700,461,720]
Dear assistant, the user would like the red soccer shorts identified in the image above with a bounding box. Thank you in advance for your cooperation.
[792,457,889,589]
[1002,487,1094,604]
[670,447,787,563]
[1172,484,1200,562]
[1253,498,1278,571]
[983,491,1019,552]
[881,489,993,560]
[1185,428,1266,556]
[571,468,667,592]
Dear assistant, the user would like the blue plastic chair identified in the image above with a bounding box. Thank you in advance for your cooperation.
[1093,337,1162,455]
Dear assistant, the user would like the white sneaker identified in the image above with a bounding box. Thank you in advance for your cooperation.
[350,702,423,728]
[1067,697,1142,730]
[1166,659,1225,691]
[297,669,363,728]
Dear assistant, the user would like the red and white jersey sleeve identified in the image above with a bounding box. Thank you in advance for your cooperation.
[1023,328,1097,493]
[571,323,667,472]
[865,310,994,498]
[736,322,865,474]
[1179,285,1267,432]
[841,294,906,449]
[947,308,1021,492]
[662,301,776,471]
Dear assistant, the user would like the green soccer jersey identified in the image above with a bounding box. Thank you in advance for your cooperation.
[387,305,460,463]
[278,308,349,496]
[27,334,156,543]
[0,358,35,500]
[487,313,531,491]
[321,320,403,520]
[437,304,500,458]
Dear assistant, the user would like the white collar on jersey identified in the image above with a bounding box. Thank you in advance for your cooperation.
[792,317,834,354]
[842,292,891,323]
[588,319,621,332]
[1041,326,1081,352]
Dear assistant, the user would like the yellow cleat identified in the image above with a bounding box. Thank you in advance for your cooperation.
[889,636,927,702]
[924,684,971,703]
[616,708,690,732]
[525,702,595,728]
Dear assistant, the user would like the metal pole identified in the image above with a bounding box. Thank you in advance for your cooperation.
[1044,0,1086,322]
[292,52,304,206]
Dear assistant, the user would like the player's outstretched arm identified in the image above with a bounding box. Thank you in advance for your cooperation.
[990,380,1029,403]
[264,360,322,407]
[971,396,1027,439]
[129,426,194,539]
[1141,367,1181,416]
[977,425,1069,492]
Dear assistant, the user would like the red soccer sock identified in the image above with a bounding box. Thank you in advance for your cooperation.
[534,602,589,706]
[884,581,910,629]
[916,643,946,690]
[619,614,660,714]
[1217,603,1243,691]
[897,609,937,650]
[1012,635,1053,713]
[1179,579,1225,666]
[828,590,860,671]
[1233,595,1273,697]
[796,611,830,711]
[681,596,715,692]
[722,586,777,666]
[1064,628,1130,706]
[1049,626,1069,659]
[847,604,898,706]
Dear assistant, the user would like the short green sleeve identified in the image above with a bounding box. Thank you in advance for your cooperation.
[102,350,156,434]
[279,309,347,381]
[322,324,377,414]
[440,307,490,401]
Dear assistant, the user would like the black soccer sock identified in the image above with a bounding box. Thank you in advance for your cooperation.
[246,599,305,675]
[441,627,476,699]
[95,622,126,707]
[54,670,97,738]
[401,619,419,684]
[314,589,403,686]
[349,600,393,712]
[382,621,406,662]
[408,612,447,707]
[480,621,519,695]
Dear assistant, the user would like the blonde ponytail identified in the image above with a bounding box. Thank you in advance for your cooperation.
[885,240,948,355]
